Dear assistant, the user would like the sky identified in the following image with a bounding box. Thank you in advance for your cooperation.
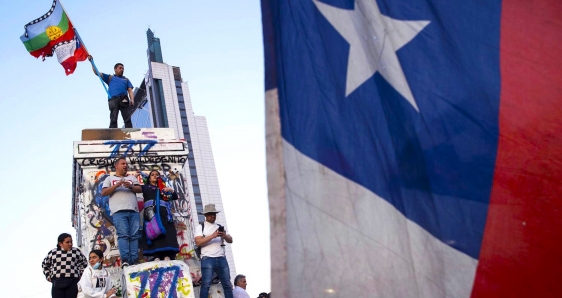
[0,1,269,297]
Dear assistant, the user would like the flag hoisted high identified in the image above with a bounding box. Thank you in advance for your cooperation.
[20,0,89,75]
[262,0,562,297]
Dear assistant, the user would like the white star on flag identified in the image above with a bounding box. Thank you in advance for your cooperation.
[313,0,430,111]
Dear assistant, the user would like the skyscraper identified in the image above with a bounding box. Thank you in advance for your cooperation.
[131,29,237,278]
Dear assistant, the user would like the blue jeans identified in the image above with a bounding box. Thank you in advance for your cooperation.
[200,256,233,298]
[113,210,140,264]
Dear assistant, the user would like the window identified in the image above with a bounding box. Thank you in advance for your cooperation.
[193,186,200,194]
[188,159,196,167]
[153,79,169,127]
[189,167,197,175]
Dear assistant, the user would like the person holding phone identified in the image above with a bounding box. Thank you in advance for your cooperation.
[77,250,117,298]
[195,204,234,298]
[140,170,180,261]
[101,157,142,267]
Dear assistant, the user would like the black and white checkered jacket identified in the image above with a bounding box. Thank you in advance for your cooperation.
[42,247,87,280]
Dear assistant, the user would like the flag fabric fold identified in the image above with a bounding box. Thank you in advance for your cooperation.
[262,0,562,297]
[20,0,89,75]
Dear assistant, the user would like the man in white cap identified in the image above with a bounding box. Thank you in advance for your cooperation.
[195,204,234,298]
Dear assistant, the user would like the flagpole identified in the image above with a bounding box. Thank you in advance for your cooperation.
[58,0,110,98]
[88,56,111,99]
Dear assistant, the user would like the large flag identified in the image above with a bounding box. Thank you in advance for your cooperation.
[262,0,562,297]
[20,0,89,75]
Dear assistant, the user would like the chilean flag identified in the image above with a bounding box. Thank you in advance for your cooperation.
[53,30,89,75]
[262,0,562,297]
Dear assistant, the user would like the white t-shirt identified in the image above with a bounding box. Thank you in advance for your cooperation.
[195,221,225,257]
[102,175,139,215]
[233,286,250,298]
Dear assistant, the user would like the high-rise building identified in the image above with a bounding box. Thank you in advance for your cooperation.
[131,29,237,278]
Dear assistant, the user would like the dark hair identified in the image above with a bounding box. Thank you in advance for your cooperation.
[56,233,72,249]
[89,249,104,260]
[114,156,127,166]
[234,274,246,287]
[147,170,161,185]
[258,293,269,298]
[114,63,124,69]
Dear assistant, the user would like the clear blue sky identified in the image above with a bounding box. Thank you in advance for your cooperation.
[0,1,269,297]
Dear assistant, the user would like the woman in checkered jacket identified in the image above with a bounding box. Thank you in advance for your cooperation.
[42,233,88,298]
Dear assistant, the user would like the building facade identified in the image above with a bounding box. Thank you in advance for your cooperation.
[131,29,237,278]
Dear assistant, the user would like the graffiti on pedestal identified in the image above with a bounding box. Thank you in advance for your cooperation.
[125,261,195,298]
[83,167,197,267]
[104,140,158,158]
[76,135,201,294]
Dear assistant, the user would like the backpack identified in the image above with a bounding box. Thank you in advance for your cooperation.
[194,222,223,259]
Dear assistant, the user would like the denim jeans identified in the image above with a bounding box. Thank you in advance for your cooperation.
[200,256,233,298]
[113,210,140,264]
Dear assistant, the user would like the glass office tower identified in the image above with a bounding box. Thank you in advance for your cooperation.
[131,29,237,278]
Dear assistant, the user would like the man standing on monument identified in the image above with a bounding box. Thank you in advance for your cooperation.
[87,55,135,128]
[195,204,234,298]
[101,157,142,267]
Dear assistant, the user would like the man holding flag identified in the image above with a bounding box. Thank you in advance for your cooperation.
[87,55,135,129]
[21,0,133,128]
[20,0,89,75]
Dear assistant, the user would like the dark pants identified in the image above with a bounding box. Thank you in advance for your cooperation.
[108,96,133,128]
[154,251,177,260]
[51,277,78,298]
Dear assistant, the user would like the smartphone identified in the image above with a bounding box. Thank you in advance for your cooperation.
[218,226,225,232]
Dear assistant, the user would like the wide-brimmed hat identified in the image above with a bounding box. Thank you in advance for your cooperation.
[199,204,221,215]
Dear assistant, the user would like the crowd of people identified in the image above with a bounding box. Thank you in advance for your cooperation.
[42,157,267,298]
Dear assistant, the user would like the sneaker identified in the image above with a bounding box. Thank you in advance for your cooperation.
[121,262,130,269]
[154,258,160,261]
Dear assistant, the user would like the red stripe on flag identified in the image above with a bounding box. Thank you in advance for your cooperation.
[472,0,562,297]
[29,21,76,59]
[60,46,89,76]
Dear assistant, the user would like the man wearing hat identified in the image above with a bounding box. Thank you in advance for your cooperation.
[195,204,234,298]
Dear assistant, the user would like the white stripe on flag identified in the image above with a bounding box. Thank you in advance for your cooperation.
[53,39,76,63]
[266,88,478,298]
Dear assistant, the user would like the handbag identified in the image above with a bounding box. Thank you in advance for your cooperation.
[145,216,166,240]
[144,190,166,242]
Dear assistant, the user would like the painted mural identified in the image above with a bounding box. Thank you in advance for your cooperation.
[124,260,195,298]
[73,131,204,297]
